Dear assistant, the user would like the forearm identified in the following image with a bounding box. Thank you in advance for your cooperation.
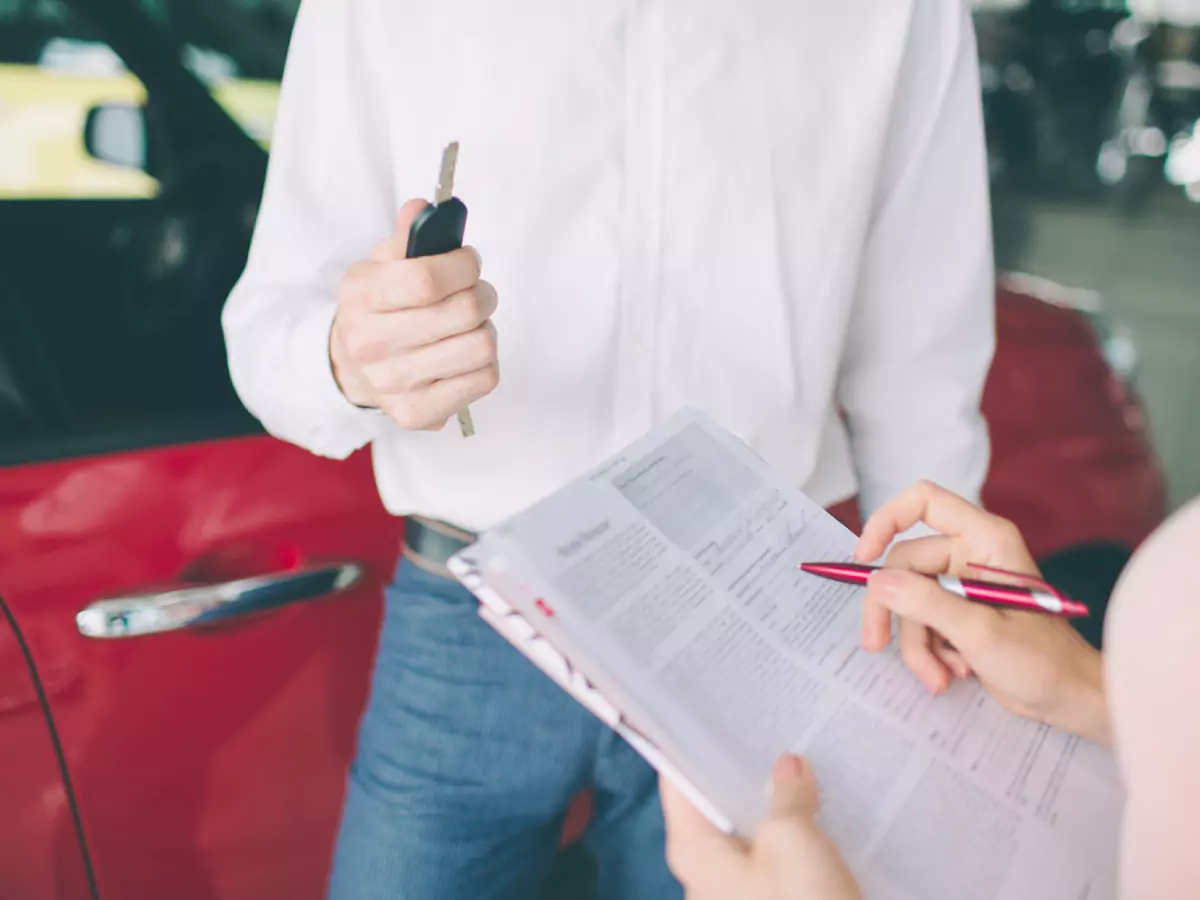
[221,0,392,457]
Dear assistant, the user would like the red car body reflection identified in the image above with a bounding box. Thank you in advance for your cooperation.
[982,276,1166,559]
[0,276,1166,898]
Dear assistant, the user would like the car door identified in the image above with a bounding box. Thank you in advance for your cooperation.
[0,1,402,897]
[0,437,399,900]
[0,597,93,900]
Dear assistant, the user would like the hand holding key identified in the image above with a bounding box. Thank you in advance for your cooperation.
[329,153,497,433]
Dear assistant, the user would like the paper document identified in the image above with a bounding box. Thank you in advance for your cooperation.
[448,408,1123,900]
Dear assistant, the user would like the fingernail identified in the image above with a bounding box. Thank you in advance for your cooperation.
[775,755,805,780]
[469,246,483,269]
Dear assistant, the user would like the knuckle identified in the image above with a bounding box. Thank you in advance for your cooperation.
[464,287,488,319]
[338,324,374,362]
[462,245,483,280]
[479,278,498,309]
[384,358,420,393]
[914,479,941,502]
[981,515,1029,563]
[403,264,439,305]
[339,262,373,309]
[466,325,498,361]
[478,363,501,393]
[996,518,1024,548]
[480,324,499,357]
[448,289,487,332]
[385,396,427,431]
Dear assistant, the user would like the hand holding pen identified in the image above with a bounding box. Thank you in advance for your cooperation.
[816,482,1112,744]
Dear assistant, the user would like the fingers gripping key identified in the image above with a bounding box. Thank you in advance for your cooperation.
[406,141,476,437]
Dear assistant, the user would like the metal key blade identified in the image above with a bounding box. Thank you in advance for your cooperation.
[435,140,475,438]
[435,141,459,205]
[457,408,476,438]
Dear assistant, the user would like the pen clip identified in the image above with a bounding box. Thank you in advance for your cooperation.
[964,562,1066,601]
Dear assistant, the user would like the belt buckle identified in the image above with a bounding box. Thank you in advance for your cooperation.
[403,516,475,579]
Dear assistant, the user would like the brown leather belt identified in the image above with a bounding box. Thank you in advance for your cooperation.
[402,498,862,581]
[401,516,477,579]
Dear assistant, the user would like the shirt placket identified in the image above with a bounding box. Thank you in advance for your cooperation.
[614,0,666,434]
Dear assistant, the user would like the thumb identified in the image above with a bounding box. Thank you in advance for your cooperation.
[866,568,989,651]
[768,755,820,820]
[370,198,430,261]
[396,197,430,235]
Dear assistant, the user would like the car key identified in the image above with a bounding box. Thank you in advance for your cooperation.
[406,141,476,437]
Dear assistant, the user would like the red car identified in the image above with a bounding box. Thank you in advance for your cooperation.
[0,3,1166,898]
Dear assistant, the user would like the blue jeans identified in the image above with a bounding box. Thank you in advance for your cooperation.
[328,560,682,900]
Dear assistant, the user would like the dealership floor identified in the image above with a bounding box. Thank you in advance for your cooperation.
[1011,189,1200,511]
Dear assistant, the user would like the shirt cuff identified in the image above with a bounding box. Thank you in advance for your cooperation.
[288,303,384,457]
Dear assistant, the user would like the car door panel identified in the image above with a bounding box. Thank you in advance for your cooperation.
[0,597,93,900]
[0,438,401,900]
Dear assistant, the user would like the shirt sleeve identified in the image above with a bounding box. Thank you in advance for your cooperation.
[221,0,393,460]
[837,0,995,519]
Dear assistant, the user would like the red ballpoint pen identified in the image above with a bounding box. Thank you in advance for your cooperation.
[798,561,1090,618]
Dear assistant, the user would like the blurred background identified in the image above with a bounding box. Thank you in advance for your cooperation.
[2,0,1198,508]
[976,0,1200,512]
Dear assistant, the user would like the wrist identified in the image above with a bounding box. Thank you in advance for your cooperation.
[328,317,375,409]
[1054,645,1112,746]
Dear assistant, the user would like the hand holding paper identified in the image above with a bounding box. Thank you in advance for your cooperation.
[662,754,861,900]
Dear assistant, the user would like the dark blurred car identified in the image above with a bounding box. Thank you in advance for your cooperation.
[1098,8,1200,206]
[0,1,1167,898]
[975,0,1130,195]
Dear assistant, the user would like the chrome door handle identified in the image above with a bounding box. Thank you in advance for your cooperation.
[76,562,364,639]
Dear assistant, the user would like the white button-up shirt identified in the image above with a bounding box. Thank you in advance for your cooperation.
[223,0,995,533]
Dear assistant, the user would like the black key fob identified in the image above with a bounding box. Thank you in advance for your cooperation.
[406,198,468,259]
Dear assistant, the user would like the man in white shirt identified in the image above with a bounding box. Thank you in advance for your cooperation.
[222,1,995,898]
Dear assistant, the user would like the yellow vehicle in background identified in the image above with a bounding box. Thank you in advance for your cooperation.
[0,0,291,199]
[0,49,280,198]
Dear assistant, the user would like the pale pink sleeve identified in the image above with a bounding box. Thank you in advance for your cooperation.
[1104,495,1200,899]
